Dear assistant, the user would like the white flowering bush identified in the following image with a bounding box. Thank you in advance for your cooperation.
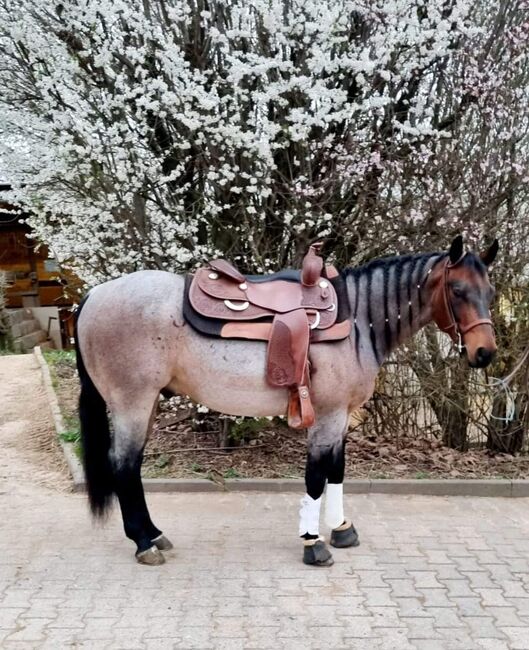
[0,0,527,286]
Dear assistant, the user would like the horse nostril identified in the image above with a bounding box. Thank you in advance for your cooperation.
[476,347,495,367]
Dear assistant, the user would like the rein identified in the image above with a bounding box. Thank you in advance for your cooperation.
[434,256,494,352]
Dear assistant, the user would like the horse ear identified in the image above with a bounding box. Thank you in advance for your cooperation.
[448,235,464,264]
[480,239,499,266]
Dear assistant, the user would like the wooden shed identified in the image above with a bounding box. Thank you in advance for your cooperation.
[0,184,76,347]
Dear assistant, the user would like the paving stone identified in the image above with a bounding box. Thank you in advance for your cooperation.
[394,597,431,618]
[428,606,469,628]
[418,589,452,608]
[409,571,444,589]
[356,570,388,587]
[487,606,529,627]
[361,587,394,607]
[450,596,489,617]
[475,640,511,650]
[340,616,376,638]
[439,579,476,598]
[401,616,442,639]
[476,588,513,608]
[500,626,529,649]
[368,606,406,628]
[463,615,508,639]
[412,641,449,650]
[501,580,529,598]
[435,627,480,649]
[460,571,498,590]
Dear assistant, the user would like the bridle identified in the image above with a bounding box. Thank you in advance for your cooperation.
[433,255,494,353]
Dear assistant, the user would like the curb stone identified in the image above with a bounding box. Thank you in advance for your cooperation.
[34,346,85,491]
[35,347,529,498]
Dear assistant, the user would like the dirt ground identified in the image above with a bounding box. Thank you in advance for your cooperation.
[0,353,70,493]
[46,351,529,482]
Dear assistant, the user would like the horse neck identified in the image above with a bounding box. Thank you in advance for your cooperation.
[344,252,446,367]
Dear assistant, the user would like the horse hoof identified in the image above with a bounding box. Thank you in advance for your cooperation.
[330,521,360,549]
[136,546,165,566]
[303,540,334,567]
[152,534,174,551]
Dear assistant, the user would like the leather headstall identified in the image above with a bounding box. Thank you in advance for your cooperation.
[433,255,493,352]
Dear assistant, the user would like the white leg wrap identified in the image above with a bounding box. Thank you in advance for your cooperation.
[325,483,344,529]
[299,494,322,536]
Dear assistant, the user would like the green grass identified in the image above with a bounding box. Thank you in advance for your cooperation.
[370,472,390,479]
[229,417,270,442]
[154,453,170,469]
[223,467,240,479]
[44,349,76,365]
[44,349,81,457]
[59,430,80,443]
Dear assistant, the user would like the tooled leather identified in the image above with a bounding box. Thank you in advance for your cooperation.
[310,319,351,342]
[301,247,324,286]
[195,269,250,300]
[288,385,315,429]
[208,259,245,283]
[221,322,273,339]
[220,319,351,343]
[194,268,336,312]
[189,278,274,320]
[267,310,309,388]
[191,270,338,327]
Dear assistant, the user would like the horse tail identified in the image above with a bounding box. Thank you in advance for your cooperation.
[75,295,114,518]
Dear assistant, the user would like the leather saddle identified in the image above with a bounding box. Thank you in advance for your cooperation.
[185,244,351,429]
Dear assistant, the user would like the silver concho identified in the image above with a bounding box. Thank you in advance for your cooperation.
[224,300,250,311]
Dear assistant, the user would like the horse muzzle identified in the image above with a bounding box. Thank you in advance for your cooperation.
[468,346,496,369]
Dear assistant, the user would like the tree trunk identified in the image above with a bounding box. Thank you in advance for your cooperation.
[411,332,470,451]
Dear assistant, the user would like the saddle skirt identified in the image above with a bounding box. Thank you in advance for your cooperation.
[184,245,351,429]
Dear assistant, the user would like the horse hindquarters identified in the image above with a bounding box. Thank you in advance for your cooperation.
[75,300,171,565]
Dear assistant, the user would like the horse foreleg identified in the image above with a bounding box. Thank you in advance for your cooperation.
[299,410,359,566]
[325,440,360,550]
[110,400,173,565]
[300,450,333,567]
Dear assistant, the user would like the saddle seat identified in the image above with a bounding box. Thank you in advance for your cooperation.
[186,244,351,429]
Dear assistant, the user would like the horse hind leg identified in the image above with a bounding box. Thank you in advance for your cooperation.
[110,398,172,565]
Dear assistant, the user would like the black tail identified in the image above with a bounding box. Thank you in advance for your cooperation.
[75,296,114,517]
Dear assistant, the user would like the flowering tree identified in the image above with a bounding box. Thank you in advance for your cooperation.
[1,0,527,284]
[1,0,528,449]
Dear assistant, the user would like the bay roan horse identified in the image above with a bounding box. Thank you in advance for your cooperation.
[75,235,498,566]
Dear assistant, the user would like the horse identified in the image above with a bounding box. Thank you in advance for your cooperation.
[74,235,498,566]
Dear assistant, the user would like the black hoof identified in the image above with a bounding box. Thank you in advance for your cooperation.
[330,522,360,548]
[303,540,334,567]
[136,546,165,566]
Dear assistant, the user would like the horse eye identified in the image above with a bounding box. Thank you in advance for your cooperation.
[452,286,464,298]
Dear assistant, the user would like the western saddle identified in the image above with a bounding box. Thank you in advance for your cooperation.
[186,244,350,429]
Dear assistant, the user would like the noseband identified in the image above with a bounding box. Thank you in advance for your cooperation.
[433,256,494,352]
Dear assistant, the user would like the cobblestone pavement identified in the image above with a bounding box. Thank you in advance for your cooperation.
[2,356,529,649]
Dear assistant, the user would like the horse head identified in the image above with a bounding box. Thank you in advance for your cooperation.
[430,235,498,368]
